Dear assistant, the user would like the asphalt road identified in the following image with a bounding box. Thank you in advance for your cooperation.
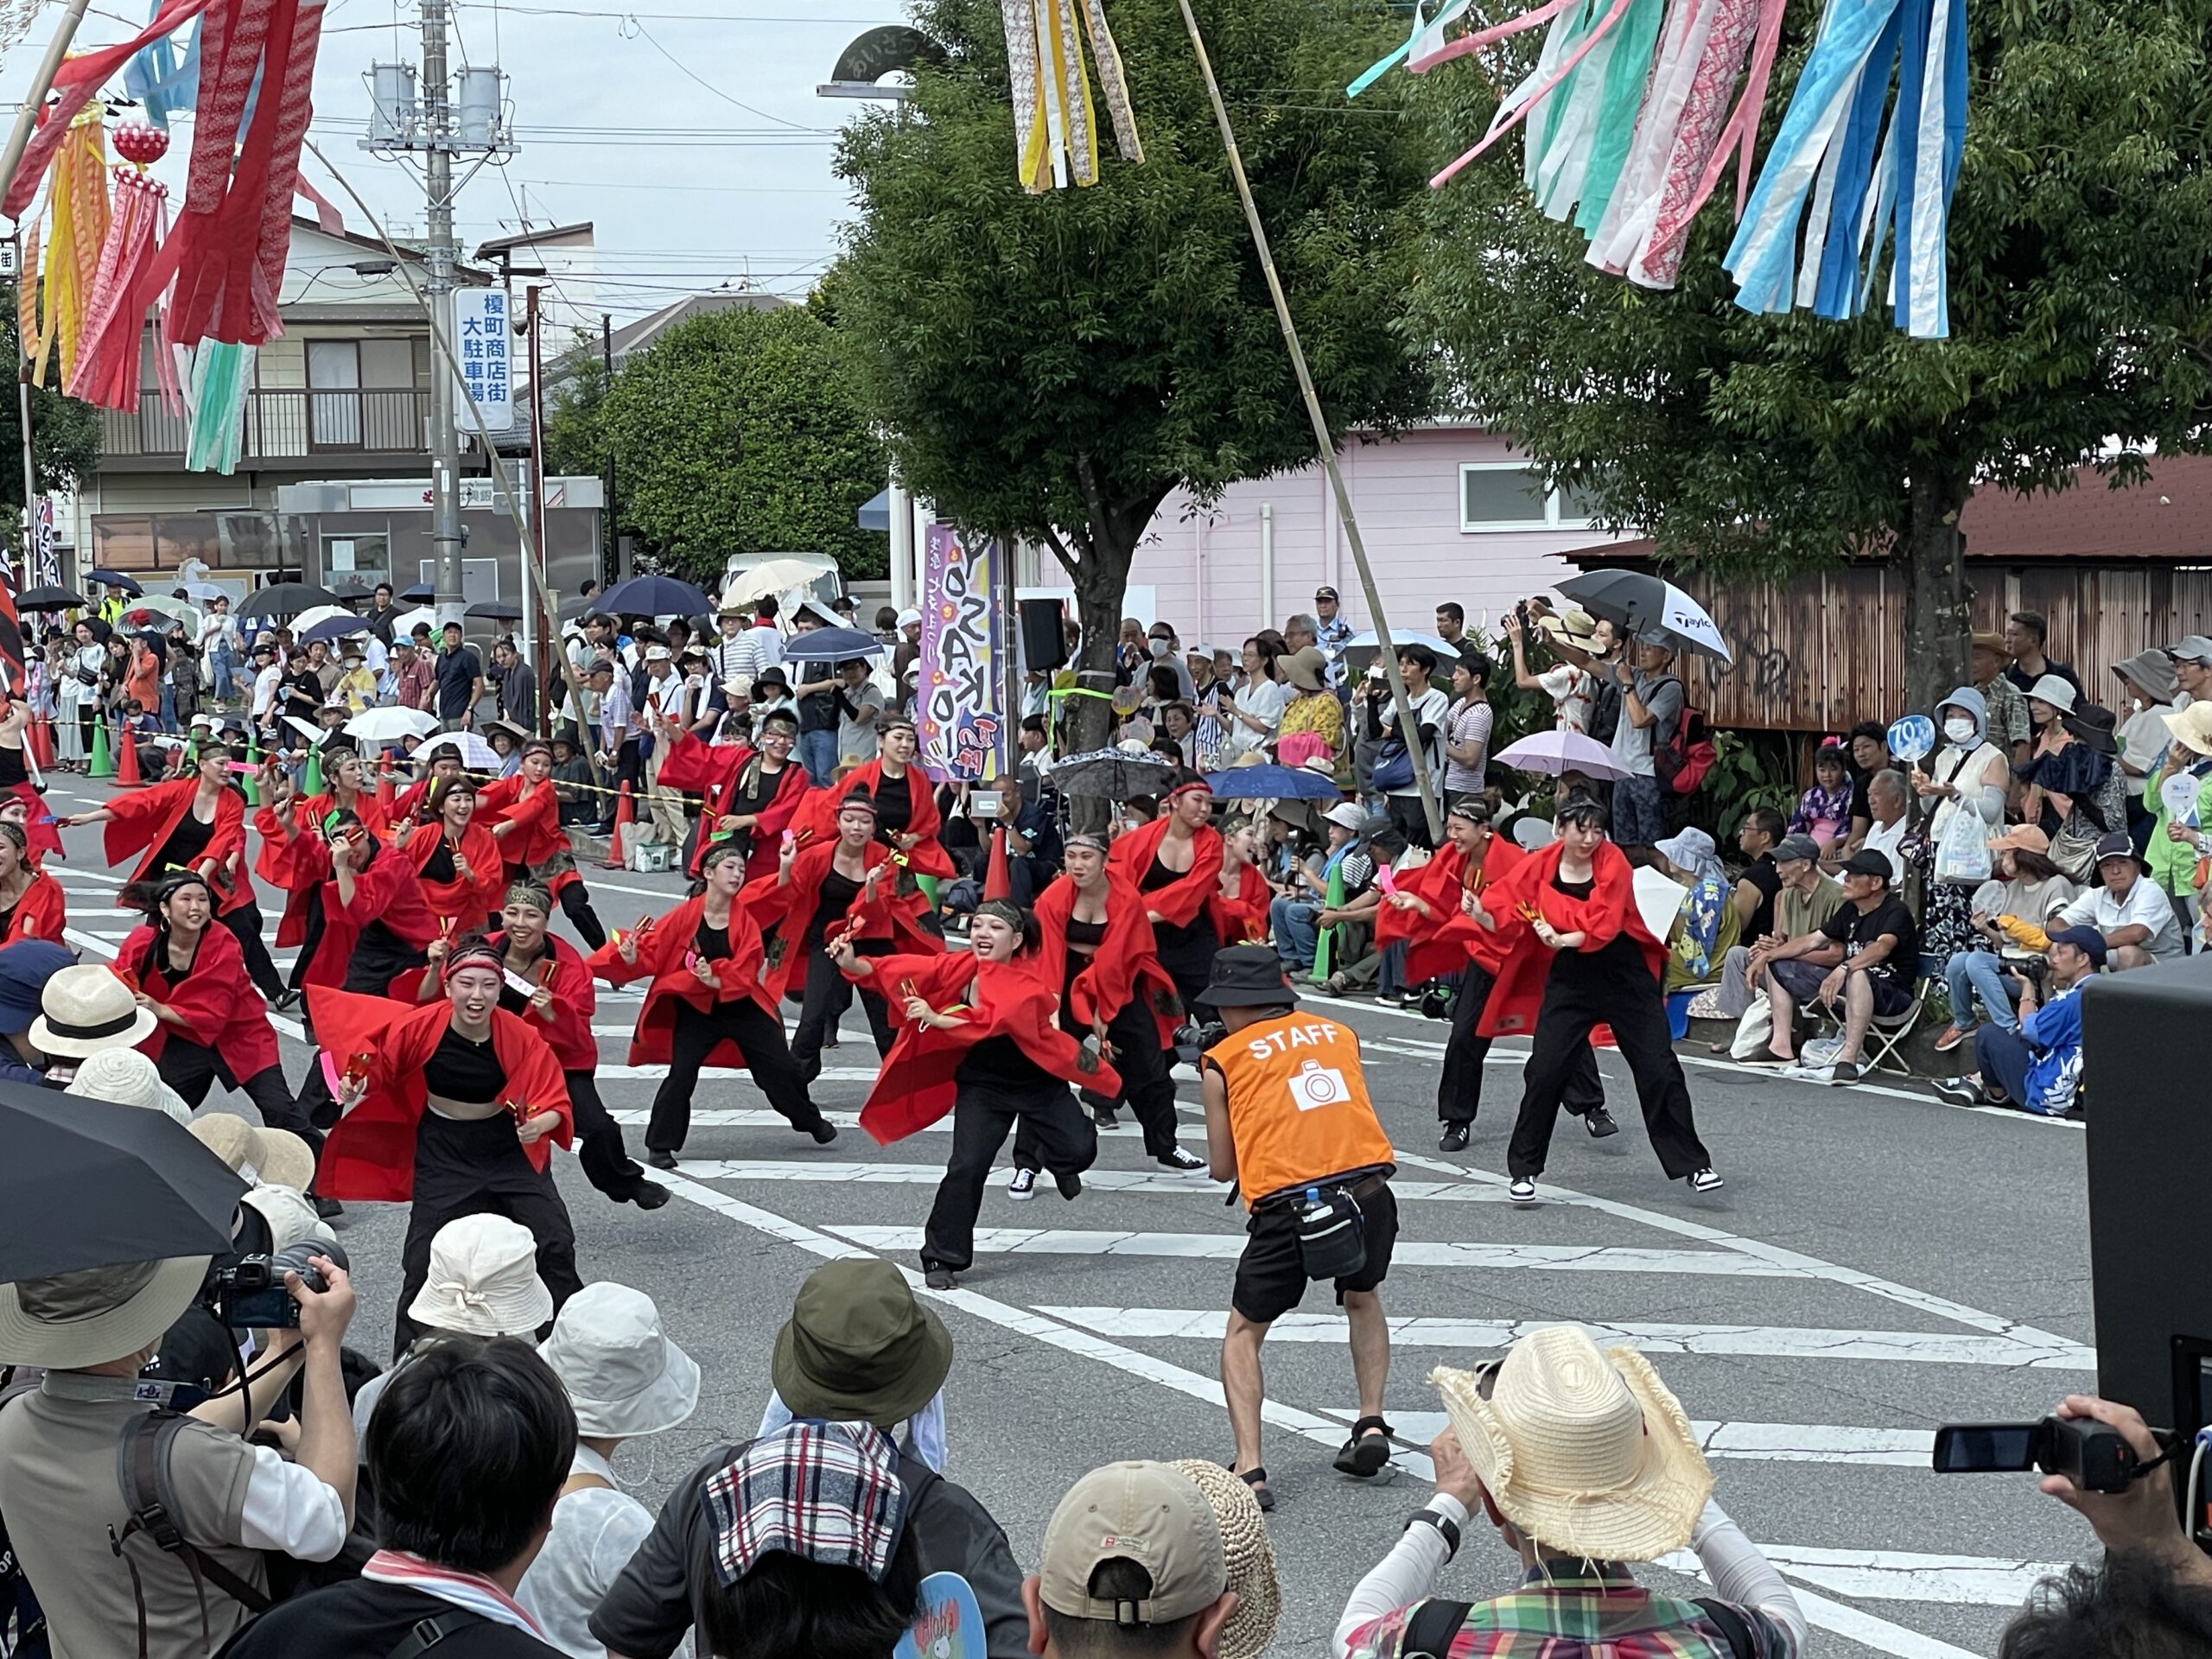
[38,776,2101,1658]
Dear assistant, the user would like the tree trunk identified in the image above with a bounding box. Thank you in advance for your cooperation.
[1064,524,1135,832]
[1900,468,1974,721]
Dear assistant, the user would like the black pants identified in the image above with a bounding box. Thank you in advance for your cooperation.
[159,1039,321,1156]
[393,1112,581,1357]
[791,939,895,1084]
[566,1069,652,1202]
[1438,964,1603,1127]
[923,1083,1097,1273]
[647,996,822,1153]
[1154,917,1221,1020]
[219,901,286,1002]
[1385,792,1435,850]
[1014,995,1181,1166]
[603,740,644,825]
[558,880,607,952]
[1506,944,1711,1181]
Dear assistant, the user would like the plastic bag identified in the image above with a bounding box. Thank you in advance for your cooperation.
[1935,801,1993,887]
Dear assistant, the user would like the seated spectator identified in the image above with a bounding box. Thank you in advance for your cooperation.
[1656,827,1734,992]
[1995,1395,2212,1656]
[590,1257,1028,1659]
[1730,807,1787,942]
[1702,834,1844,1030]
[1933,925,2101,1117]
[518,1285,702,1658]
[1333,1325,1804,1659]
[2054,833,2184,967]
[0,938,76,1080]
[1789,740,1854,852]
[1269,802,1374,975]
[1757,850,1917,1083]
[1935,826,2078,1051]
[2112,648,2183,834]
[0,1250,356,1659]
[218,1335,574,1656]
[2146,701,2212,945]
[1319,824,1416,1001]
[30,958,162,1088]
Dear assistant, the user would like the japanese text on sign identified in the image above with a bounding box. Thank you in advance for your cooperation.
[917,525,1006,783]
[453,289,514,431]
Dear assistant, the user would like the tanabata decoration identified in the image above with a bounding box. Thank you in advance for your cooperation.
[67,123,178,414]
[29,109,111,390]
[1000,0,1142,191]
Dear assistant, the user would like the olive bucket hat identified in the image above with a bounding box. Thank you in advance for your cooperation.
[771,1258,954,1427]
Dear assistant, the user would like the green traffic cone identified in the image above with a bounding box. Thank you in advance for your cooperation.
[302,746,323,798]
[88,718,113,780]
[182,734,198,771]
[1311,861,1347,983]
[243,736,263,807]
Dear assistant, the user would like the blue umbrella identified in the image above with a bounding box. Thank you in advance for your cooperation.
[87,569,145,595]
[598,573,714,619]
[398,582,436,603]
[1204,763,1343,800]
[785,626,884,665]
[300,614,370,645]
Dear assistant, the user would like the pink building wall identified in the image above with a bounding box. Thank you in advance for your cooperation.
[1126,425,1626,645]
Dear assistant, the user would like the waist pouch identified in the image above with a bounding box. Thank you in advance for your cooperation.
[1278,1173,1385,1281]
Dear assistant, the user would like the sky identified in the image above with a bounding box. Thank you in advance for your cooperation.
[0,0,917,322]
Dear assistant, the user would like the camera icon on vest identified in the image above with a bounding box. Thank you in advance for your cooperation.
[1287,1058,1351,1110]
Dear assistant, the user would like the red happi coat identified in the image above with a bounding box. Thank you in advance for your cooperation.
[794,760,957,876]
[0,870,66,946]
[486,931,598,1072]
[252,790,388,888]
[1207,863,1272,948]
[742,838,943,1002]
[656,734,812,875]
[588,892,778,1068]
[1030,871,1181,1043]
[6,781,60,862]
[268,834,442,991]
[1373,839,1527,983]
[1108,817,1224,929]
[120,921,280,1079]
[850,951,1122,1146]
[404,819,507,937]
[311,991,574,1203]
[476,776,581,899]
[1475,839,1668,1039]
[104,781,250,915]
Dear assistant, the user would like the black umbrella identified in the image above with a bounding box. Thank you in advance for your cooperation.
[86,569,144,595]
[399,582,436,603]
[558,594,596,622]
[785,625,883,664]
[14,586,84,610]
[1048,747,1177,800]
[598,573,714,619]
[465,600,524,622]
[331,581,375,601]
[0,1081,246,1281]
[237,582,343,620]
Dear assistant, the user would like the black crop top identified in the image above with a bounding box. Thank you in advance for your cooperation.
[423,1026,504,1102]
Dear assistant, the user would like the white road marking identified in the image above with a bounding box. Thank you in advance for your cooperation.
[826,1224,1806,1277]
[593,1063,883,1081]
[1331,1408,1937,1466]
[1037,1306,2094,1369]
[678,1160,1573,1205]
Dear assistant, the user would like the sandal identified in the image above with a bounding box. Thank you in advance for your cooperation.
[1231,1464,1275,1513]
[1334,1414,1394,1478]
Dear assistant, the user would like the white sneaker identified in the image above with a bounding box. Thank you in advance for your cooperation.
[1007,1167,1038,1201]
[1508,1177,1537,1205]
[1159,1147,1208,1174]
[1690,1167,1724,1194]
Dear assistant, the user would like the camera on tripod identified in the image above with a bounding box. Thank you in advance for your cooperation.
[1933,1415,2142,1493]
[211,1240,348,1332]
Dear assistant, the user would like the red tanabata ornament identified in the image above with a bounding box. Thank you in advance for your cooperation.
[111,121,170,168]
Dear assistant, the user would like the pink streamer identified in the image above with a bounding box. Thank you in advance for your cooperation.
[1429,0,1640,188]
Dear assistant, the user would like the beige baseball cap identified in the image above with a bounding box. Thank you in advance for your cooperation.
[1038,1461,1226,1625]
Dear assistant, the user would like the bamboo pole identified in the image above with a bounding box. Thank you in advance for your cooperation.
[1170,0,1443,843]
[0,0,96,220]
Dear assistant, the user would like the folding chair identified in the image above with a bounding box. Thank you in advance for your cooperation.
[1858,976,1930,1077]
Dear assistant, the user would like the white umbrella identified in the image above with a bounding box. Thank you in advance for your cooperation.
[120,596,202,637]
[1493,730,1633,781]
[416,731,501,768]
[1338,630,1465,667]
[391,606,439,639]
[180,581,231,603]
[720,556,836,610]
[345,706,441,744]
[289,604,360,638]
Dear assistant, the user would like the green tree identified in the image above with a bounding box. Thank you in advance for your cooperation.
[834,0,1434,747]
[594,305,888,585]
[540,345,610,482]
[1408,0,2212,715]
[0,283,101,557]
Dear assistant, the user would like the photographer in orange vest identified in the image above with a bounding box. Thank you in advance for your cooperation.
[1198,944,1398,1518]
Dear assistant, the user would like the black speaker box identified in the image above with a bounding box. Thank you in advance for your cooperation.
[2082,951,2212,1444]
[1019,599,1068,671]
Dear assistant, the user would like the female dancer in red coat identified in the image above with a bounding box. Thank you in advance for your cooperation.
[797,716,953,934]
[589,838,833,1165]
[478,740,608,949]
[1109,771,1224,1020]
[0,695,60,863]
[0,821,65,944]
[1477,796,1719,1203]
[400,776,507,937]
[835,899,1117,1289]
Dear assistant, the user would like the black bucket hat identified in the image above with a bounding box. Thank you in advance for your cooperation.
[1195,944,1299,1008]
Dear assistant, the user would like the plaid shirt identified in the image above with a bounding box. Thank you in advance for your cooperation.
[1343,1564,1799,1659]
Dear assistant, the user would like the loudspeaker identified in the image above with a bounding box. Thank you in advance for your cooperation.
[1019,599,1068,671]
[2082,953,2212,1448]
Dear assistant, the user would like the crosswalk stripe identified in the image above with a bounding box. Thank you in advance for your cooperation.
[593,1064,883,1081]
[1695,1546,2069,1607]
[1035,1306,2095,1370]
[824,1224,1802,1278]
[1330,1408,1936,1466]
[675,1160,1560,1205]
[607,1110,1166,1140]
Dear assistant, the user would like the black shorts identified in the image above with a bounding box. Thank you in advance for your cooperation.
[1232,1180,1397,1325]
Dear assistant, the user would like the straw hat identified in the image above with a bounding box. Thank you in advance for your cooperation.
[539,1283,702,1439]
[188,1112,317,1192]
[1168,1459,1281,1659]
[1969,629,2010,656]
[2164,700,2212,759]
[64,1048,190,1125]
[1281,646,1330,694]
[32,964,156,1058]
[405,1214,555,1337]
[1430,1326,1713,1562]
[1535,609,1598,648]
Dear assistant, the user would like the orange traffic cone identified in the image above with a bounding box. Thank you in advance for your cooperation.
[112,720,146,788]
[375,760,396,819]
[983,825,1013,900]
[601,781,634,869]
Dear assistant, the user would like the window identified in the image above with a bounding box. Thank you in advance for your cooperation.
[323,533,391,585]
[1460,462,1599,532]
[308,340,362,447]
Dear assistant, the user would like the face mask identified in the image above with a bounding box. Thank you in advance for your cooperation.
[1942,718,1975,745]
[1148,639,1171,658]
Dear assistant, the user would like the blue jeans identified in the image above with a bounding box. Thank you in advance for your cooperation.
[1611,773,1668,848]
[1270,895,1320,970]
[1942,949,2021,1033]
[1973,1023,2036,1109]
[798,728,837,787]
[209,645,239,703]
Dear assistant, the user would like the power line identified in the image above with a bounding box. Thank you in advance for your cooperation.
[617,15,826,130]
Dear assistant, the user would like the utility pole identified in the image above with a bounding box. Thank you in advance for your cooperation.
[421,0,463,627]
[600,312,616,584]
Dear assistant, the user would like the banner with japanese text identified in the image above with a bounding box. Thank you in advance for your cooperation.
[916,524,1005,783]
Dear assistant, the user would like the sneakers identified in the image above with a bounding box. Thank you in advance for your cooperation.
[644,1147,678,1171]
[1931,1076,1989,1106]
[1092,1105,1120,1129]
[1583,1107,1619,1138]
[1438,1123,1471,1153]
[1159,1146,1209,1173]
[1507,1176,1537,1205]
[1690,1167,1724,1194]
[925,1265,958,1290]
[1054,1170,1084,1200]
[1932,1024,1971,1054]
[1007,1166,1039,1201]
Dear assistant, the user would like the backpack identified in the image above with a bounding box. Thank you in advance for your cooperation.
[1400,1593,1760,1659]
[1651,683,1715,797]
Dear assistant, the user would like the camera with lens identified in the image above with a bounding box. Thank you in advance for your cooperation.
[1933,1414,2144,1494]
[2016,955,2051,995]
[212,1240,348,1332]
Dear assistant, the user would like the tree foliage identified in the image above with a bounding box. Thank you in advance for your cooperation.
[832,0,1436,741]
[0,283,101,550]
[1407,0,2212,714]
[584,305,888,586]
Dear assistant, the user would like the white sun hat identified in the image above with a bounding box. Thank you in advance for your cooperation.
[188,1112,317,1192]
[32,964,157,1058]
[405,1214,555,1338]
[537,1282,702,1438]
[1431,1325,1713,1563]
[65,1048,190,1125]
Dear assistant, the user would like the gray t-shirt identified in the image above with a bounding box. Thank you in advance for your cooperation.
[1609,671,1682,778]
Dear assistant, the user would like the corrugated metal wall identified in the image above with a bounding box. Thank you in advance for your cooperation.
[1663,563,2212,732]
